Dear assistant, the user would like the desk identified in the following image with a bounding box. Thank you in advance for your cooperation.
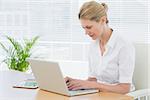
[0,71,133,100]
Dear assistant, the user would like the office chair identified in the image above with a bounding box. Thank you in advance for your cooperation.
[127,43,150,100]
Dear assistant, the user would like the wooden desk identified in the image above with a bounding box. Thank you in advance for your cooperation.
[0,71,133,100]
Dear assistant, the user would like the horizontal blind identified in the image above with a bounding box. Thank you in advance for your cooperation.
[0,0,149,63]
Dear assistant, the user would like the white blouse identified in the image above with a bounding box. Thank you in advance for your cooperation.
[88,32,135,91]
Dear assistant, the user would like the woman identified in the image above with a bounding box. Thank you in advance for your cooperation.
[65,1,135,94]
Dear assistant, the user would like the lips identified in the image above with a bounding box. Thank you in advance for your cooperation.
[89,34,94,37]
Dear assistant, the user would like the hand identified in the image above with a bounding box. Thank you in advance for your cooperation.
[64,76,73,83]
[66,78,98,90]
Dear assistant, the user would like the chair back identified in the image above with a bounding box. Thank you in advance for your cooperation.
[133,43,150,90]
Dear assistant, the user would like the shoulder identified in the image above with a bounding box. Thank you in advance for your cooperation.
[115,34,135,54]
[116,34,134,50]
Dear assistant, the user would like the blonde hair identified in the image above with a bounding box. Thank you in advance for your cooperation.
[78,1,108,23]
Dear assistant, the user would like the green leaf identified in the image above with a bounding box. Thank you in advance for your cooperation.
[0,35,39,72]
[0,42,8,53]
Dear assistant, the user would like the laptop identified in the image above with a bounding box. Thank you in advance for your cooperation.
[28,59,98,96]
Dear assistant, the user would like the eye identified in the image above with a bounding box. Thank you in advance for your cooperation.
[86,25,93,29]
[82,25,93,29]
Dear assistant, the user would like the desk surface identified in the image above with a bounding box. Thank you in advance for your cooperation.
[0,71,133,100]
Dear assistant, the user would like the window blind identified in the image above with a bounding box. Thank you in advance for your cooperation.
[0,0,149,62]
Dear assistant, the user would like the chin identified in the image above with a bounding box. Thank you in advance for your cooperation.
[91,37,97,40]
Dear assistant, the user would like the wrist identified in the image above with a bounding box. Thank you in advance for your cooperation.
[89,81,99,89]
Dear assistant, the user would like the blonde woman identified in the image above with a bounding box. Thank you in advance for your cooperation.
[65,1,135,94]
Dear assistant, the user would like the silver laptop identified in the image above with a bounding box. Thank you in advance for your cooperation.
[28,59,98,96]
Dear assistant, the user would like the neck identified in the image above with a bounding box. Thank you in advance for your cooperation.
[99,27,112,46]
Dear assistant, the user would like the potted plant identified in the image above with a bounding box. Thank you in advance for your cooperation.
[0,36,39,72]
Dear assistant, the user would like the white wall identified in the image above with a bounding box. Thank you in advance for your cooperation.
[0,0,149,79]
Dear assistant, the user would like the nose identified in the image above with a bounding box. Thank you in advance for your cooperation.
[85,29,89,35]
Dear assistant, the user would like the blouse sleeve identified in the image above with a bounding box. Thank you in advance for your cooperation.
[118,44,135,83]
[88,44,96,78]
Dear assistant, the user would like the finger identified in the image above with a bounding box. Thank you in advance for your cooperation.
[68,83,81,90]
[67,80,81,88]
[69,85,79,90]
[66,81,72,87]
[71,85,83,90]
[71,83,86,90]
[64,76,72,82]
[64,77,69,82]
[69,81,87,90]
[67,81,74,88]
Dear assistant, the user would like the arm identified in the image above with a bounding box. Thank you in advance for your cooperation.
[66,78,130,94]
[94,82,131,94]
[87,77,97,81]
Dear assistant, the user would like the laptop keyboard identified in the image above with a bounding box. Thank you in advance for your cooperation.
[69,89,98,96]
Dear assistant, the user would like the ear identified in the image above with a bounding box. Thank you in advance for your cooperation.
[99,16,107,23]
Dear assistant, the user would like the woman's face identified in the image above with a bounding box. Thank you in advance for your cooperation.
[80,19,104,40]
